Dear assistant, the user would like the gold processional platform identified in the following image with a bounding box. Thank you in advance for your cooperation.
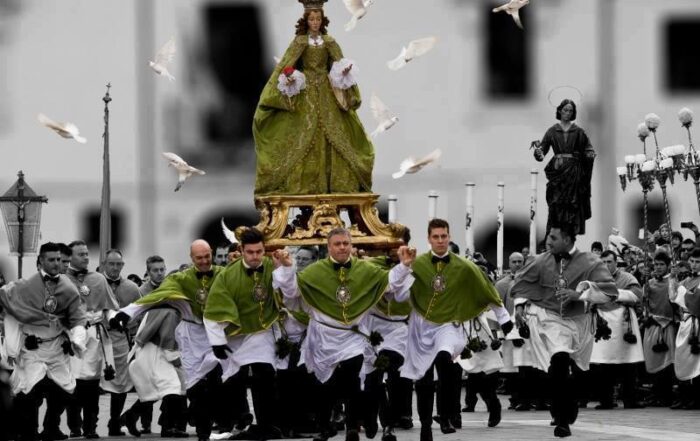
[235,193,407,253]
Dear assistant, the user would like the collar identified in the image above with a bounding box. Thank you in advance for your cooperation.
[241,260,263,271]
[430,251,450,258]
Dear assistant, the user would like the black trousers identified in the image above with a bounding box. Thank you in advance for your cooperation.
[225,363,278,429]
[363,350,412,429]
[548,352,580,427]
[592,363,640,405]
[108,392,127,430]
[186,364,223,439]
[464,372,499,410]
[216,366,250,431]
[66,379,101,435]
[415,351,460,426]
[650,364,675,404]
[15,376,71,440]
[277,364,319,433]
[0,370,13,441]
[316,355,364,434]
[160,395,188,431]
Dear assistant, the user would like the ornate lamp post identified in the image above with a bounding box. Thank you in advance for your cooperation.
[0,171,48,278]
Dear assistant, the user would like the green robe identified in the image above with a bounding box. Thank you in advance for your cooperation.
[366,256,412,317]
[253,34,374,195]
[298,257,389,325]
[204,257,280,337]
[410,252,503,324]
[135,266,224,320]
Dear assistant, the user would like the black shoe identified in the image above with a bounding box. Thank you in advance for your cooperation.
[313,431,332,441]
[83,432,100,439]
[69,430,82,438]
[670,400,686,410]
[364,420,378,439]
[122,414,141,437]
[487,399,502,427]
[554,424,571,438]
[161,429,190,438]
[439,417,455,434]
[623,401,646,409]
[141,427,152,435]
[419,426,433,441]
[577,401,588,409]
[41,430,69,441]
[235,413,254,431]
[450,415,461,429]
[345,429,360,441]
[197,437,208,441]
[534,401,550,411]
[461,405,475,412]
[108,429,125,437]
[514,402,533,411]
[395,417,413,430]
[380,427,396,441]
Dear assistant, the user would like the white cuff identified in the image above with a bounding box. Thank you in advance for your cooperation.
[491,304,512,325]
[204,318,228,346]
[329,58,358,90]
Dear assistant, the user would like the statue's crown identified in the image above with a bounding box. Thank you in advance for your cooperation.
[298,0,327,10]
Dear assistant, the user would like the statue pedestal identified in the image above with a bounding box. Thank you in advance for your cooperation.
[237,193,407,252]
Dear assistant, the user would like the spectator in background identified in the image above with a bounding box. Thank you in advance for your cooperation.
[680,238,695,262]
[591,241,603,256]
[214,244,229,267]
[671,231,684,262]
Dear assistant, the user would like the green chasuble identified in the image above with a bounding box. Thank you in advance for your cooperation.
[366,256,412,317]
[298,257,389,325]
[204,257,280,337]
[410,252,503,324]
[135,266,224,320]
[253,34,374,195]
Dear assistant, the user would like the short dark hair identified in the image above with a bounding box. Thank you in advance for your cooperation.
[653,251,671,266]
[690,248,700,259]
[600,250,616,260]
[57,243,72,256]
[327,227,351,243]
[401,227,411,245]
[555,99,577,121]
[591,241,603,251]
[146,255,165,271]
[549,224,577,243]
[671,231,683,241]
[39,242,61,256]
[127,274,143,286]
[239,228,264,247]
[428,218,450,235]
[449,241,460,254]
[215,243,229,251]
[682,238,696,246]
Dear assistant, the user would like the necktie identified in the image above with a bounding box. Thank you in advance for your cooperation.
[196,270,214,279]
[107,278,121,287]
[333,261,352,271]
[70,268,88,277]
[431,255,450,264]
[43,274,60,283]
[554,252,572,263]
[246,266,264,276]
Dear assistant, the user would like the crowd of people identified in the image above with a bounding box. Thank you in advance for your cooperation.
[0,219,699,441]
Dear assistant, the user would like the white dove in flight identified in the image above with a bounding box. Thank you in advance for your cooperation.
[37,113,86,144]
[492,0,529,30]
[343,0,374,31]
[370,93,398,138]
[162,152,205,192]
[149,37,176,81]
[221,218,239,245]
[387,36,438,71]
[392,149,442,179]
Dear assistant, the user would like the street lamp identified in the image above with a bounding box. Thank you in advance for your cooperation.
[0,171,48,278]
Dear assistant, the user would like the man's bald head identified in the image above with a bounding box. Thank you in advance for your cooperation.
[190,239,213,272]
[508,252,524,273]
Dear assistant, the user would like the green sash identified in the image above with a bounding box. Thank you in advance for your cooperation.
[204,257,280,337]
[366,256,412,317]
[298,257,389,325]
[410,252,502,324]
[135,266,223,320]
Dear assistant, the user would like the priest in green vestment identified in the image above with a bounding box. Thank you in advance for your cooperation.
[274,227,415,441]
[395,219,512,441]
[203,228,286,440]
[111,240,227,441]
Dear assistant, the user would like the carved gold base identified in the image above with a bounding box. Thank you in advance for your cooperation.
[235,193,407,252]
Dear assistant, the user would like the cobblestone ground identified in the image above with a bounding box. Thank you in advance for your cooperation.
[44,393,700,441]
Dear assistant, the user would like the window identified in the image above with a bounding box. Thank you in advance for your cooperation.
[82,207,124,250]
[665,19,700,93]
[484,2,531,99]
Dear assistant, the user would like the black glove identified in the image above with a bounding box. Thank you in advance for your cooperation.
[500,320,514,336]
[24,335,39,350]
[62,340,75,356]
[109,311,130,332]
[512,338,525,348]
[212,345,232,360]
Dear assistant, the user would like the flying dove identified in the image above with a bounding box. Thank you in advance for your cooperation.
[149,37,176,81]
[162,152,205,192]
[343,0,374,31]
[492,0,529,30]
[37,113,86,144]
[221,218,239,245]
[370,92,398,138]
[392,149,442,179]
[387,36,438,71]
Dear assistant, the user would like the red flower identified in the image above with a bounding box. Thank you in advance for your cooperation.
[282,66,295,77]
